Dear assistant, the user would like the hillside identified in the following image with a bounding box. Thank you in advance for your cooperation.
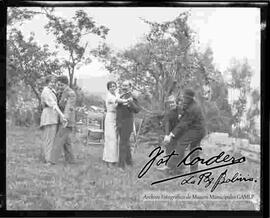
[77,77,107,99]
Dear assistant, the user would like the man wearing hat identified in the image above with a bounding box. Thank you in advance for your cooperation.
[163,88,206,175]
[50,75,77,164]
[157,95,182,171]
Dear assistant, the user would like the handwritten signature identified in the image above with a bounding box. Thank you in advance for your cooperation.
[138,146,256,192]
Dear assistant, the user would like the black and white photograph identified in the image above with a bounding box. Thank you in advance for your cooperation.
[5,5,262,211]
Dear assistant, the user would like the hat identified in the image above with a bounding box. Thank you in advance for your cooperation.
[165,95,176,102]
[183,88,195,99]
[57,75,69,85]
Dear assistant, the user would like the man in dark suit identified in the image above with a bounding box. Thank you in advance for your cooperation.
[164,88,206,175]
[157,95,181,171]
[51,75,77,164]
[116,80,141,170]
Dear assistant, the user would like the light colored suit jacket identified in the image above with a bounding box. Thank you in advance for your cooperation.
[40,86,59,127]
[59,86,77,128]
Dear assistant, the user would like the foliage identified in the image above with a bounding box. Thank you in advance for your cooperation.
[42,8,109,87]
[7,7,63,111]
[7,8,63,126]
[7,28,62,106]
[6,82,40,126]
[242,88,260,143]
[227,58,253,137]
[94,12,232,134]
[7,7,39,26]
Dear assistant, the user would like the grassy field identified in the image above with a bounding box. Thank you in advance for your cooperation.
[6,126,260,210]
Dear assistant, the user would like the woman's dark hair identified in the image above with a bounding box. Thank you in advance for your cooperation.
[44,75,54,85]
[57,75,69,85]
[107,81,117,90]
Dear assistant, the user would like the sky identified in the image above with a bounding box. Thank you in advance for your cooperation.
[12,7,261,94]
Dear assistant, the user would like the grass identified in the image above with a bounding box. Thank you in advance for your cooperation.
[6,126,260,210]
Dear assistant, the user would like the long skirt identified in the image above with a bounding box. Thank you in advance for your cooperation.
[103,112,119,162]
[40,124,58,162]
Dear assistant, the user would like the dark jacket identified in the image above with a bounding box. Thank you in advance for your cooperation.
[59,86,77,128]
[163,106,182,135]
[171,100,206,139]
[116,92,140,128]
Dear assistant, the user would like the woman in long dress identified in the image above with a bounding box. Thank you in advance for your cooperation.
[103,81,127,167]
[40,75,66,165]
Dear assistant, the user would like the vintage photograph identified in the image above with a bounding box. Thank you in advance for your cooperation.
[6,6,261,210]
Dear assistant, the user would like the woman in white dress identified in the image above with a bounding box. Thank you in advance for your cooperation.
[103,81,127,167]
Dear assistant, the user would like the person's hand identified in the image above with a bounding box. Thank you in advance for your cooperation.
[60,114,67,122]
[62,119,68,128]
[60,115,68,126]
[125,98,133,107]
[122,99,129,105]
[163,135,171,143]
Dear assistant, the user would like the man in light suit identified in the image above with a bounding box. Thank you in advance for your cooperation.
[40,75,66,164]
[50,75,77,164]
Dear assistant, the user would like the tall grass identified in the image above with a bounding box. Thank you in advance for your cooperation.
[6,126,260,210]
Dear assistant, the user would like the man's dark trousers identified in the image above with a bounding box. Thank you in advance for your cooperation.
[51,126,75,163]
[117,118,133,168]
[167,129,205,174]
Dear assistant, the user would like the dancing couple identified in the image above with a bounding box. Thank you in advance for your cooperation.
[39,75,77,166]
[102,80,141,171]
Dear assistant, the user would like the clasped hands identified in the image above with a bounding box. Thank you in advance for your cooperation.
[163,132,175,143]
[122,97,133,106]
[60,115,68,127]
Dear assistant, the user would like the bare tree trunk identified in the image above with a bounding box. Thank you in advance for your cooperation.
[69,68,74,88]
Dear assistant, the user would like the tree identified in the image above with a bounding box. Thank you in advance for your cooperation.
[7,7,39,26]
[7,29,62,107]
[95,12,202,108]
[227,58,253,137]
[95,12,233,134]
[41,8,109,88]
[242,88,260,143]
[6,7,65,125]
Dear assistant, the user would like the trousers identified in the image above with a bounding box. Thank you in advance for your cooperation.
[117,119,133,168]
[40,124,58,162]
[50,126,74,163]
[167,129,205,173]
